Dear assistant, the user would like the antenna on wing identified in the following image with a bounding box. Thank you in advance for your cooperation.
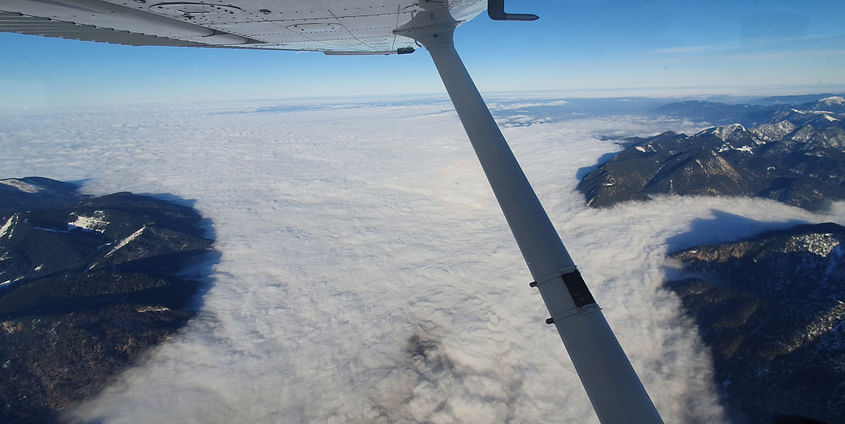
[487,0,538,21]
[397,3,663,423]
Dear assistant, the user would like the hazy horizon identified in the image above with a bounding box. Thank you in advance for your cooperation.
[3,0,845,109]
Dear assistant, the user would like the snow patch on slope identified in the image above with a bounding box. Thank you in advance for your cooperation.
[819,96,845,106]
[68,210,109,233]
[0,214,18,239]
[0,178,41,193]
[106,226,146,257]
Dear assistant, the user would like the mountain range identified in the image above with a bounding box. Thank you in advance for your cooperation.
[666,223,844,424]
[576,95,845,423]
[0,177,215,424]
[578,96,845,210]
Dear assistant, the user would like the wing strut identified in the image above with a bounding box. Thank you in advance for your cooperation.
[397,8,663,424]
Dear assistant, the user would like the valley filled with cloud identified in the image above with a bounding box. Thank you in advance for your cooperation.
[1,97,842,423]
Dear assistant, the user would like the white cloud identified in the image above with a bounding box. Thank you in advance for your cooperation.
[488,99,569,111]
[1,99,841,423]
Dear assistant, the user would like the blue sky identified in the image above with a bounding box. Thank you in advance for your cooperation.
[2,0,845,108]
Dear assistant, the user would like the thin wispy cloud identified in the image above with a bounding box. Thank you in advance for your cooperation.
[646,48,845,67]
[648,45,724,55]
[647,32,845,57]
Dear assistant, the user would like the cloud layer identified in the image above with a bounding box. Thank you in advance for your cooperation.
[1,98,842,423]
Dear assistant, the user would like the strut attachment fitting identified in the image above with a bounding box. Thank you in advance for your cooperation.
[488,0,539,21]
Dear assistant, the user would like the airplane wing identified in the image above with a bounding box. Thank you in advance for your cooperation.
[0,0,486,54]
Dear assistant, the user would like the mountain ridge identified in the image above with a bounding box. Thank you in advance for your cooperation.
[578,97,845,210]
[665,222,844,424]
[0,177,217,424]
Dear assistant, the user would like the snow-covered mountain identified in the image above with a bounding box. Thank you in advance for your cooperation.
[578,99,845,210]
[0,177,215,424]
[667,223,845,424]
[652,94,845,127]
[579,97,845,423]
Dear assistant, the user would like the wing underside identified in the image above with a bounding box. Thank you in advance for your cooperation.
[0,0,486,54]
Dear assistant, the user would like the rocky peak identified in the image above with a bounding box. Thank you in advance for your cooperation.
[750,120,796,142]
[710,123,747,142]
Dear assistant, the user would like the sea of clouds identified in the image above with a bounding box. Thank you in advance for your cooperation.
[1,97,842,423]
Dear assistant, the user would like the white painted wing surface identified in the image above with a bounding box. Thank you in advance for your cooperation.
[0,0,486,54]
